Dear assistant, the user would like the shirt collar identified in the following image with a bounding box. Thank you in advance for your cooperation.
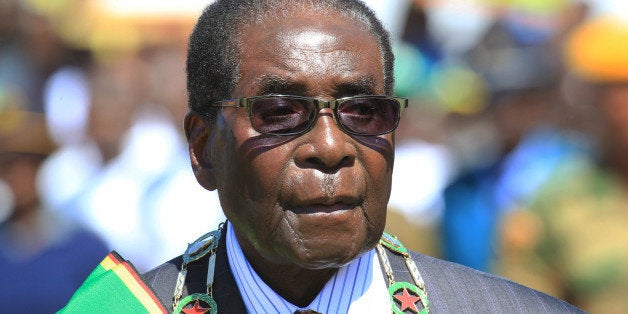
[225,222,390,313]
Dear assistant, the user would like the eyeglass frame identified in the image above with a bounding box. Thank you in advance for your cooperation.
[210,94,408,136]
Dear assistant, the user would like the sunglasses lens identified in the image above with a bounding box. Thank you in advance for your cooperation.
[250,97,316,135]
[337,97,400,135]
[247,96,402,136]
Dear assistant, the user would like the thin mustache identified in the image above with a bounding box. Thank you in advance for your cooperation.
[321,174,336,198]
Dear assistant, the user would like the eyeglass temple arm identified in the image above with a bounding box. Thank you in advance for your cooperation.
[211,98,248,108]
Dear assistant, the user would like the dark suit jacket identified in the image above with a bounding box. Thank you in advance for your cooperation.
[143,230,584,313]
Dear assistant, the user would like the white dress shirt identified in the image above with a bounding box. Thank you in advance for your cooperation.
[225,223,391,313]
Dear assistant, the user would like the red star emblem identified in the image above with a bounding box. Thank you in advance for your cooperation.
[393,287,421,313]
[181,300,210,314]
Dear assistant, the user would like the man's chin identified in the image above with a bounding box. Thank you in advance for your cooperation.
[291,253,359,270]
[283,240,376,270]
[267,216,381,268]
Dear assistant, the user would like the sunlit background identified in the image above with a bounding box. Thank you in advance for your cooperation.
[1,0,627,312]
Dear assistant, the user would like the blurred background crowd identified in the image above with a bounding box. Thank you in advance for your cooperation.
[0,0,626,312]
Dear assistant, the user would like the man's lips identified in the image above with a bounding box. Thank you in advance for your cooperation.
[289,203,354,214]
[284,195,361,214]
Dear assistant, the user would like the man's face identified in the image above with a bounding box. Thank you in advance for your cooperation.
[188,9,394,269]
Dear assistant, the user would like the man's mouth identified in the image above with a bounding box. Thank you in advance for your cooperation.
[289,202,354,214]
[285,195,361,214]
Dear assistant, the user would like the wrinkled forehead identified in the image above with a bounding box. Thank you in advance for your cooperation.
[232,4,382,81]
[235,10,383,96]
[239,13,376,53]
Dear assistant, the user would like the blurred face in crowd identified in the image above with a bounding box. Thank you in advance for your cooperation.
[0,153,43,218]
[88,60,147,160]
[186,7,394,270]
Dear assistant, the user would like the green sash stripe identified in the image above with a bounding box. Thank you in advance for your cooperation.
[58,252,166,313]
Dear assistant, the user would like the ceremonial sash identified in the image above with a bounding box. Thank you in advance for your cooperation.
[58,251,167,314]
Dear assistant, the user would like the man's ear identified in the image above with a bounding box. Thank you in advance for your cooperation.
[184,111,217,191]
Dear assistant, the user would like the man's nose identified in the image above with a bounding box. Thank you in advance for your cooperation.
[293,108,356,170]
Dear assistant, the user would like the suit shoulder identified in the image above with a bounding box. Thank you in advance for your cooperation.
[143,255,183,282]
[142,255,183,307]
[406,251,584,313]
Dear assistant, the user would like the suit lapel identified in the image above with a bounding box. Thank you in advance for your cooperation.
[211,227,248,312]
[144,226,247,313]
[183,227,247,313]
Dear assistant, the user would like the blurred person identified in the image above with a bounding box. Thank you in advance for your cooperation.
[386,0,454,256]
[0,108,108,312]
[440,7,590,272]
[60,1,583,312]
[43,49,93,147]
[498,15,628,313]
[38,57,153,268]
[40,48,224,271]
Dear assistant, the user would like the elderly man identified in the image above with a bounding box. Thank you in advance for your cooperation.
[61,0,583,313]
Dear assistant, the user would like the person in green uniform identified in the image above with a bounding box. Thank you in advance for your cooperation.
[498,15,628,313]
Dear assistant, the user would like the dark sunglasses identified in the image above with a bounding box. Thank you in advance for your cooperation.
[212,95,408,136]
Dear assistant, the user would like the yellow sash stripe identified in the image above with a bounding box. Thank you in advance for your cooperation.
[111,264,165,313]
[99,254,165,313]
